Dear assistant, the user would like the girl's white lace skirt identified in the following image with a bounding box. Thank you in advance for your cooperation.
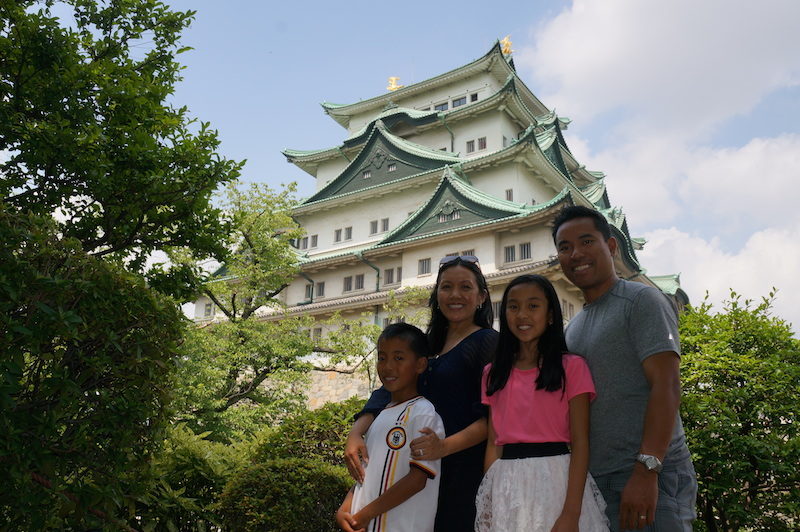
[475,453,610,531]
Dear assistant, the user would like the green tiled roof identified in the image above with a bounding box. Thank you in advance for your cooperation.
[299,121,463,205]
[379,167,569,246]
[320,41,549,129]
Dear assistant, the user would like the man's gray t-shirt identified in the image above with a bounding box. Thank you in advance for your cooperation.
[565,279,691,476]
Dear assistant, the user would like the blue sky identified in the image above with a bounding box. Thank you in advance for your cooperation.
[163,0,800,331]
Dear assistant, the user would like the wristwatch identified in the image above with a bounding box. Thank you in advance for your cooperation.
[636,453,663,473]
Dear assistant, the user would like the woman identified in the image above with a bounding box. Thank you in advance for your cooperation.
[345,255,498,531]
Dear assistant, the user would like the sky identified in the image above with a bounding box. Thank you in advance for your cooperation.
[162,0,800,333]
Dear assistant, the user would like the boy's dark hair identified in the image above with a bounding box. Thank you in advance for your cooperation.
[378,322,430,359]
[551,205,612,243]
[486,275,567,396]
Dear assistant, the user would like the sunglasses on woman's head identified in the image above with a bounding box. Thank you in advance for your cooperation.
[439,254,481,270]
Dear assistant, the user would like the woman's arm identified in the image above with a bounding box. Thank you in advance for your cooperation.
[551,392,591,532]
[344,413,374,483]
[410,416,488,461]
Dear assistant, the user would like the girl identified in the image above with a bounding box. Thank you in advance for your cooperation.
[476,275,609,531]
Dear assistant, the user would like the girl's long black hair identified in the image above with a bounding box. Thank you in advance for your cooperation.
[485,275,567,396]
[427,257,493,355]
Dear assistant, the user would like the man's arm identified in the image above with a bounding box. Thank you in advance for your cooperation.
[619,350,681,531]
[350,467,429,529]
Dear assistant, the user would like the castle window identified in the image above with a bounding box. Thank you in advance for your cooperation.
[317,281,325,297]
[310,234,318,248]
[313,327,322,341]
[388,162,397,172]
[370,220,378,235]
[363,170,371,179]
[343,276,353,292]
[344,226,352,240]
[478,137,487,150]
[466,140,475,153]
[434,102,449,111]
[355,274,365,290]
[300,236,309,249]
[334,229,342,242]
[452,96,467,108]
[384,268,395,285]
[520,242,532,260]
[204,302,214,317]
[418,258,431,276]
[504,245,516,263]
[470,93,478,102]
[505,189,513,201]
[304,284,313,300]
[381,218,390,232]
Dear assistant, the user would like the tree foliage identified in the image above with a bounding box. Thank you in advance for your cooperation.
[680,290,800,531]
[0,208,184,529]
[193,181,304,321]
[1,0,242,279]
[254,396,366,467]
[134,423,251,531]
[175,316,316,440]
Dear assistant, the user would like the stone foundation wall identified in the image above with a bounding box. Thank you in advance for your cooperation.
[306,369,376,409]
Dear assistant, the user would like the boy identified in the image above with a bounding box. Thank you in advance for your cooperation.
[336,323,445,532]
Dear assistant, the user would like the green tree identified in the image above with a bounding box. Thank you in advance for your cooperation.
[193,181,304,322]
[1,0,241,285]
[0,208,184,529]
[175,317,316,440]
[680,290,800,531]
[169,182,314,440]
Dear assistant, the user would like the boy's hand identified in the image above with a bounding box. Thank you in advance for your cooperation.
[335,510,364,532]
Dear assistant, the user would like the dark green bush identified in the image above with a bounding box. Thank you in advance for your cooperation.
[255,396,366,466]
[217,458,352,531]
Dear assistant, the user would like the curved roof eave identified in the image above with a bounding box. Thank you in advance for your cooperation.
[320,41,550,127]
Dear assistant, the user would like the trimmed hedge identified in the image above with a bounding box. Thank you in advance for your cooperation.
[217,458,352,531]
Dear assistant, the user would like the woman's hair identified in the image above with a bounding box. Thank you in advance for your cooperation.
[485,274,567,396]
[427,256,493,355]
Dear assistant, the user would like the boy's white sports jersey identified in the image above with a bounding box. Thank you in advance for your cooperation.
[352,395,445,532]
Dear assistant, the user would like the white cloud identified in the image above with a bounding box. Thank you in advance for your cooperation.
[640,225,799,334]
[678,134,800,235]
[521,0,800,135]
[515,0,800,331]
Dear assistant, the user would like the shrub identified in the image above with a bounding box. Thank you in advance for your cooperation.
[216,458,351,531]
[255,396,366,466]
[134,424,252,531]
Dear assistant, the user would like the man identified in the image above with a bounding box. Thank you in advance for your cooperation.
[552,205,697,531]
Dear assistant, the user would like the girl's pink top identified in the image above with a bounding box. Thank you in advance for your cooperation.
[481,354,596,445]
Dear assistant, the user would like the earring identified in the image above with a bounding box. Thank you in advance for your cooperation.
[477,303,482,310]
